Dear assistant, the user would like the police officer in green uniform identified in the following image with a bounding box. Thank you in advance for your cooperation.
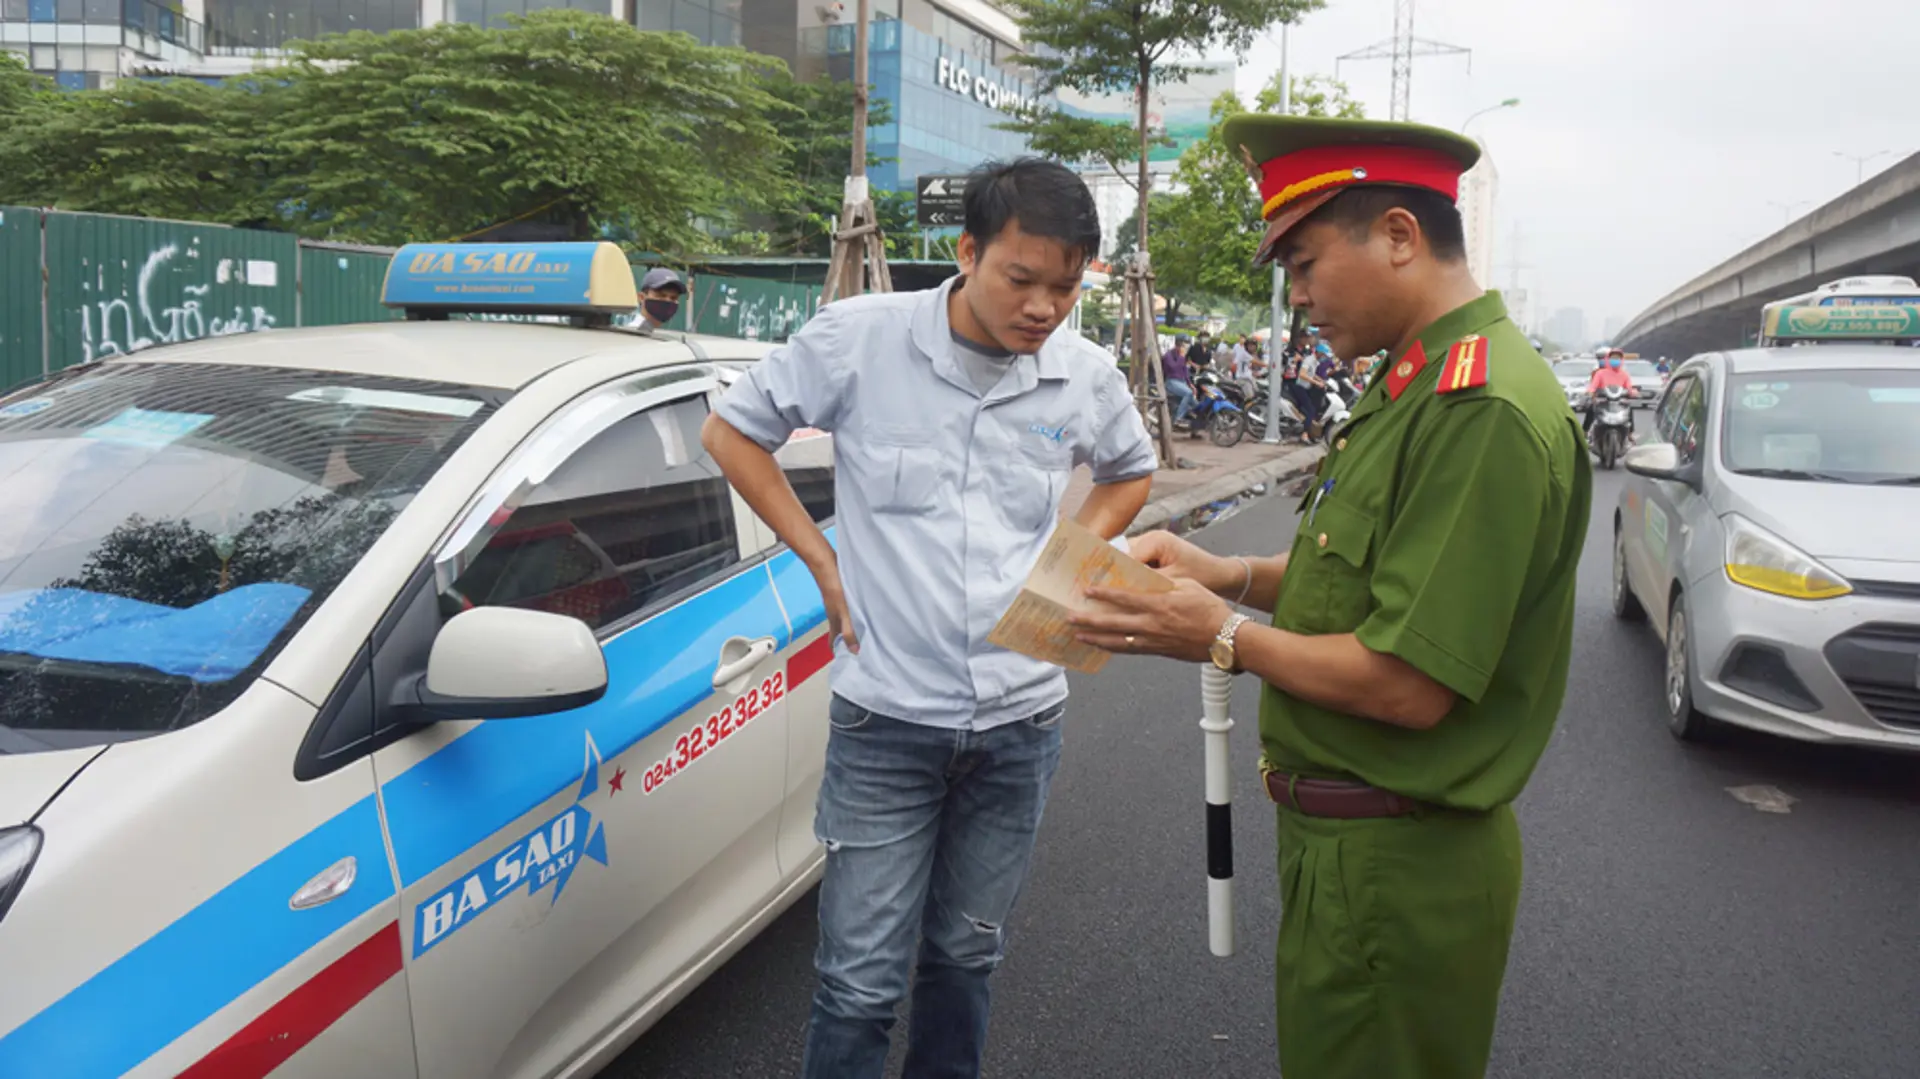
[1071,115,1591,1078]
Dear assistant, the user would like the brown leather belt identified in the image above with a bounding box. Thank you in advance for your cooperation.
[1264,770,1421,819]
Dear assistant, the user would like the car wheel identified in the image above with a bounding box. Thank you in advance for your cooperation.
[1611,525,1644,622]
[1664,594,1715,742]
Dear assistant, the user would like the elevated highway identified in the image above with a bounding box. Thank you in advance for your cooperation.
[1616,153,1920,357]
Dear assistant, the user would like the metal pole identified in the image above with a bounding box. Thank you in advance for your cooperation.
[1201,665,1235,957]
[1262,21,1291,445]
[850,0,869,181]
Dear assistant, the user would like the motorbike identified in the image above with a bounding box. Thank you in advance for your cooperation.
[1181,370,1248,447]
[1316,376,1357,444]
[1587,384,1634,469]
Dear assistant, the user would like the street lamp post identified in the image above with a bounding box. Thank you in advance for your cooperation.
[1767,199,1809,227]
[1460,97,1520,133]
[1834,149,1895,186]
[1263,18,1293,445]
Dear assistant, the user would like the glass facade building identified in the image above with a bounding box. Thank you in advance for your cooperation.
[811,17,1042,194]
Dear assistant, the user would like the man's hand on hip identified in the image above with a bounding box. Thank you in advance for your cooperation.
[816,561,860,654]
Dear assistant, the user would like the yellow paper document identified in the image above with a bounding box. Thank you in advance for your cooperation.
[986,518,1175,674]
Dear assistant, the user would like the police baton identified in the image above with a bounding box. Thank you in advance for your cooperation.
[1200,664,1234,957]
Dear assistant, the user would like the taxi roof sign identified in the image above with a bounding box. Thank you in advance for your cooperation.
[1760,300,1920,343]
[382,242,639,322]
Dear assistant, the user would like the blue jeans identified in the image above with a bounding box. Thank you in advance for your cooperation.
[801,695,1065,1079]
[1165,377,1195,424]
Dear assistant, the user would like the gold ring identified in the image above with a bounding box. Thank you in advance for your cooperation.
[1125,635,1137,648]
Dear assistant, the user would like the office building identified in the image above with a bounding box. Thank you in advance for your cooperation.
[1547,307,1588,352]
[1457,141,1497,288]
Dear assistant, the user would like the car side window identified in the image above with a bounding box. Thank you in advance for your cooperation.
[774,433,835,525]
[445,396,740,631]
[1655,376,1696,446]
[1671,378,1707,464]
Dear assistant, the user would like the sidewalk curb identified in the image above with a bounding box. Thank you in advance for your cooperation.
[1126,445,1327,537]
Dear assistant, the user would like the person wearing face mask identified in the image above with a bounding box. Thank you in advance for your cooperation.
[637,267,686,331]
[1583,349,1636,432]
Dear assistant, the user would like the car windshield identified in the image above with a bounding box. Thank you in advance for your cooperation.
[1723,368,1920,483]
[0,363,498,752]
[1624,361,1659,378]
[1554,361,1597,379]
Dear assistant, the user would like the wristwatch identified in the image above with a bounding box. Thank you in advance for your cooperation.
[1209,613,1252,672]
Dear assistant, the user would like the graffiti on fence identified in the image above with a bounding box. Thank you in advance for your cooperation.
[702,281,815,343]
[74,242,280,363]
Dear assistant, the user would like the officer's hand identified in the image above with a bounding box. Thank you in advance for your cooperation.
[1070,579,1232,664]
[1126,531,1236,595]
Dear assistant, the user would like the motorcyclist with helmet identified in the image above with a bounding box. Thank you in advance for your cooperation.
[1582,348,1636,433]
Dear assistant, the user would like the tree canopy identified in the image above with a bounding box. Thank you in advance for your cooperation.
[0,13,902,257]
[999,0,1324,266]
[1152,72,1365,311]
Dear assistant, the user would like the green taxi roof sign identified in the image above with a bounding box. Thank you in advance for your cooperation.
[1760,302,1920,343]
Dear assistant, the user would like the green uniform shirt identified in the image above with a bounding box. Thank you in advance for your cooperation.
[1259,291,1591,811]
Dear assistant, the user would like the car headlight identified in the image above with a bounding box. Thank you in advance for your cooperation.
[1723,514,1852,600]
[0,825,43,924]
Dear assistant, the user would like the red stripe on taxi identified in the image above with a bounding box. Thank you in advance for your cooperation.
[787,632,834,688]
[175,921,402,1079]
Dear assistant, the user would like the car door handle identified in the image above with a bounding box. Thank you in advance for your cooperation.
[713,636,777,689]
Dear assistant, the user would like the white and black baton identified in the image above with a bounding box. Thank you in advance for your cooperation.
[1200,664,1235,957]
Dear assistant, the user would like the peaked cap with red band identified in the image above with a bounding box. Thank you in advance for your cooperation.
[1220,115,1483,268]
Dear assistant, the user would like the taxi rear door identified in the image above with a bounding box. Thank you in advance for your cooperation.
[368,371,794,1079]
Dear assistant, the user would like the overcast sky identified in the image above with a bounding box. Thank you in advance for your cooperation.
[1219,0,1912,339]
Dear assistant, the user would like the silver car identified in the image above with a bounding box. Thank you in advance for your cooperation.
[1613,346,1920,748]
[1554,359,1597,406]
[1621,360,1665,407]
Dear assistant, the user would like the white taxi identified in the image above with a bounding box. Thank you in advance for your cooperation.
[0,243,841,1077]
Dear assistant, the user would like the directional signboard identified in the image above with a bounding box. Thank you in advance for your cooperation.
[916,174,970,227]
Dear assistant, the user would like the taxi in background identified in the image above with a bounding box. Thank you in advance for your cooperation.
[0,243,843,1078]
[1613,275,1920,749]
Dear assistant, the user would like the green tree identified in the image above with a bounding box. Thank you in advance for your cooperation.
[266,10,792,248]
[1151,71,1364,313]
[998,0,1324,303]
[737,73,917,260]
[0,52,44,117]
[0,74,286,225]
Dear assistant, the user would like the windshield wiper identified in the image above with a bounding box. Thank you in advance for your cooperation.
[1731,467,1856,483]
[1869,475,1920,486]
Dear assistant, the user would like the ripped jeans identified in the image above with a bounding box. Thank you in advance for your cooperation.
[802,694,1065,1079]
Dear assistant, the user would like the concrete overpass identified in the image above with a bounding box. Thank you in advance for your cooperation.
[1616,153,1920,357]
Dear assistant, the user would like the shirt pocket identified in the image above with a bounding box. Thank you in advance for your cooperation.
[999,438,1073,533]
[858,423,942,515]
[1280,498,1376,634]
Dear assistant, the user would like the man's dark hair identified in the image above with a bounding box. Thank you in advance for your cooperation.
[1304,185,1467,262]
[963,157,1103,266]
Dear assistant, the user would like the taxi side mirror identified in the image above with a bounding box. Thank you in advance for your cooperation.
[1623,443,1703,490]
[397,607,608,721]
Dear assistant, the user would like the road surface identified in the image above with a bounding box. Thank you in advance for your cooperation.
[602,454,1920,1079]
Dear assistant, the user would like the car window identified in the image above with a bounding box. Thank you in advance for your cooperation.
[1655,376,1698,448]
[774,431,835,525]
[1721,368,1920,482]
[1671,378,1707,462]
[445,395,740,631]
[0,363,498,750]
[1625,361,1659,378]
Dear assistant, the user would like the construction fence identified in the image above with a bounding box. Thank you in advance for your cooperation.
[0,207,826,392]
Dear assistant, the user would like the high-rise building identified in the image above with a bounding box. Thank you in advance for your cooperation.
[1602,315,1625,344]
[1505,287,1532,338]
[1547,307,1588,352]
[1,0,1041,198]
[1456,141,1498,287]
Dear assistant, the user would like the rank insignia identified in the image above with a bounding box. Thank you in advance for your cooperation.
[1437,334,1489,394]
[1384,340,1428,401]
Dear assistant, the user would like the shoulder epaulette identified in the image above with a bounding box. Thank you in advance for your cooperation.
[1436,334,1489,395]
